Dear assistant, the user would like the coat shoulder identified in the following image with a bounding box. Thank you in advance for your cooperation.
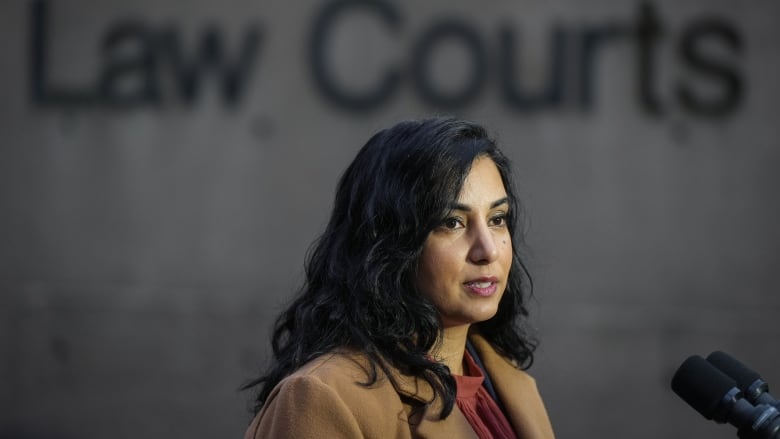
[246,351,412,439]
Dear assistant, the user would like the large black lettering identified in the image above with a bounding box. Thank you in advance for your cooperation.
[411,19,487,109]
[29,0,95,106]
[309,0,400,112]
[98,21,159,107]
[676,18,743,117]
[499,26,566,111]
[577,23,630,109]
[158,25,261,107]
[635,1,664,115]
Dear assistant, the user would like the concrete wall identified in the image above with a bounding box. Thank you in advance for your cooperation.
[1,0,778,437]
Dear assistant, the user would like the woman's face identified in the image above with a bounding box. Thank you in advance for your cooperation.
[417,156,513,328]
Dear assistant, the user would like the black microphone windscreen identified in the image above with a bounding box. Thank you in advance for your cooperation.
[707,351,763,390]
[672,355,738,420]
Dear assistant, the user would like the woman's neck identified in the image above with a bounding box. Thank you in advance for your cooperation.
[433,324,470,375]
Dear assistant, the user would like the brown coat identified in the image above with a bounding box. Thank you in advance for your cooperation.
[244,334,555,438]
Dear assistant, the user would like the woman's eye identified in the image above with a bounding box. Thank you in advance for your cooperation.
[490,215,507,227]
[443,218,462,229]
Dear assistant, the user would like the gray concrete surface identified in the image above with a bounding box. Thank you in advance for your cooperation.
[1,0,778,437]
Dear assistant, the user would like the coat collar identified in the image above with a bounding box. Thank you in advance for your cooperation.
[333,333,555,438]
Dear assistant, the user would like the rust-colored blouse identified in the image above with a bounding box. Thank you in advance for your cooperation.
[454,351,518,439]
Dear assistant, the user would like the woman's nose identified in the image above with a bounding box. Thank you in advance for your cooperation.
[467,223,499,264]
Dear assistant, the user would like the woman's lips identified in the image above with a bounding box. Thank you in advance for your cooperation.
[464,277,499,296]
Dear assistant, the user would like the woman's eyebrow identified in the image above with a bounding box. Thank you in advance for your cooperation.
[449,196,509,212]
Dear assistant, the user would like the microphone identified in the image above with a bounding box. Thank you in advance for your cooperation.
[707,351,780,409]
[671,355,780,439]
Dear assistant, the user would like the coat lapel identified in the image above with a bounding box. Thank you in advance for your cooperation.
[469,334,556,439]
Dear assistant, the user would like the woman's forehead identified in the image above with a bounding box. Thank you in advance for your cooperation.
[455,158,508,206]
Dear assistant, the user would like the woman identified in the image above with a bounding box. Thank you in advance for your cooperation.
[243,117,555,438]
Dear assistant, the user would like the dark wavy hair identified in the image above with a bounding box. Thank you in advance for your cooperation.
[244,117,536,419]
